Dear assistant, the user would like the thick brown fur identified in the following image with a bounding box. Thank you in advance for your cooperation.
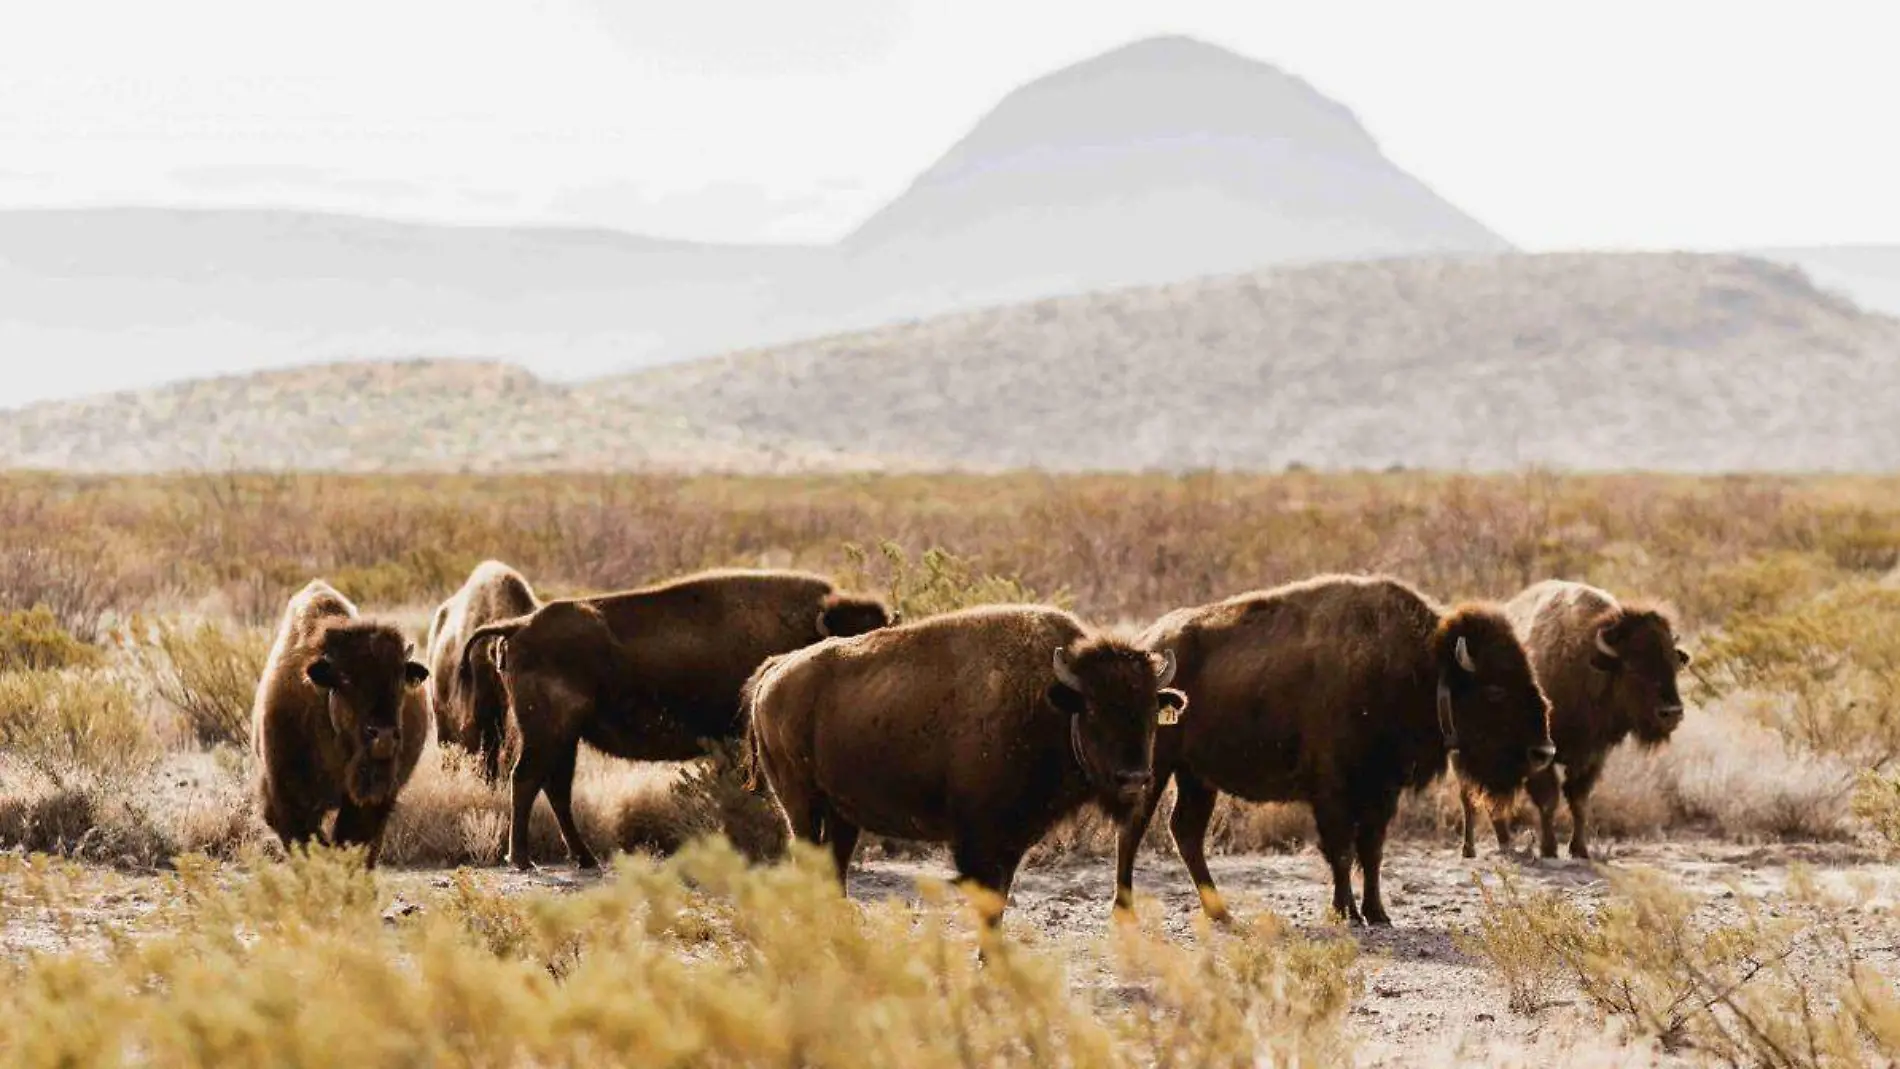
[252,580,430,867]
[1120,574,1553,926]
[1461,580,1690,860]
[426,560,538,784]
[743,604,1185,925]
[463,568,893,871]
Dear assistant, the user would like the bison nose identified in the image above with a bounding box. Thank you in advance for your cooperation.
[1527,743,1556,770]
[1116,770,1153,794]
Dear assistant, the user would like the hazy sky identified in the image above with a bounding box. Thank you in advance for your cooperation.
[3,0,1895,249]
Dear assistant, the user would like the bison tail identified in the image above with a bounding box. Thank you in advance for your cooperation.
[457,617,530,695]
[737,657,782,794]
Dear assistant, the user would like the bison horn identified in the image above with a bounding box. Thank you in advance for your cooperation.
[1152,648,1177,689]
[815,611,833,639]
[1595,627,1619,661]
[1454,635,1476,675]
[1053,648,1085,692]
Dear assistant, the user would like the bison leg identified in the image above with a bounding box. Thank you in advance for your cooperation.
[951,839,1023,930]
[1311,795,1363,926]
[1525,764,1562,859]
[332,801,396,869]
[1168,770,1232,924]
[827,816,862,889]
[506,741,554,871]
[1458,779,1481,859]
[1562,760,1602,860]
[1354,791,1399,926]
[541,743,598,870]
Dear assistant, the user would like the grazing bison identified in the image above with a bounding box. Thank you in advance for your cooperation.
[1460,580,1691,860]
[252,580,430,866]
[463,568,892,870]
[1118,575,1554,926]
[743,604,1188,924]
[426,560,539,783]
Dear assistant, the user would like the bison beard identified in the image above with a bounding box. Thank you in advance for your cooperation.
[344,750,401,807]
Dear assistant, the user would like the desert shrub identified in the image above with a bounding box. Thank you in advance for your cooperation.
[0,777,175,867]
[0,840,1359,1067]
[126,617,270,748]
[1695,582,1900,764]
[666,739,789,863]
[329,546,482,608]
[1466,867,1890,1066]
[0,607,103,672]
[1852,770,1900,853]
[0,669,157,778]
[0,543,131,643]
[845,540,1068,620]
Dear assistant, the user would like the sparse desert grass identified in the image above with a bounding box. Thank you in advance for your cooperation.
[1466,866,1900,1067]
[123,617,271,748]
[0,841,1357,1068]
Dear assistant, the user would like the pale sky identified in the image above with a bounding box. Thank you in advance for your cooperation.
[2,0,1895,249]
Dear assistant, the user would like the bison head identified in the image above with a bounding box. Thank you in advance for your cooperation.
[1048,638,1187,818]
[1588,606,1690,745]
[816,593,896,639]
[1435,607,1553,801]
[307,622,428,806]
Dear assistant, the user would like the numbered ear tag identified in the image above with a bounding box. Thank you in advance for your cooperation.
[1158,705,1181,727]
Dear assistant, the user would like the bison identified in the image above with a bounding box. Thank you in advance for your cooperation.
[1459,579,1691,860]
[252,580,430,866]
[743,604,1187,924]
[462,568,893,870]
[1118,574,1554,926]
[425,560,538,784]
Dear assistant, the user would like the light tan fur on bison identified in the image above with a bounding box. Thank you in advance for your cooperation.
[1460,579,1691,860]
[426,560,538,784]
[252,580,430,866]
[743,604,1186,926]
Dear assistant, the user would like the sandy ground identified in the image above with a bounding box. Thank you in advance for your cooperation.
[7,838,1897,1066]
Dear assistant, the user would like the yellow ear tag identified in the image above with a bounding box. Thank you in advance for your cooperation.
[1158,705,1181,727]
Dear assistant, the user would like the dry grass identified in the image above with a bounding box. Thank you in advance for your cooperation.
[0,468,1896,870]
[0,841,1357,1068]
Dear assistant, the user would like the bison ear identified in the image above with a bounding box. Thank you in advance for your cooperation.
[306,658,340,690]
[1157,687,1188,727]
[405,661,430,686]
[1675,646,1692,669]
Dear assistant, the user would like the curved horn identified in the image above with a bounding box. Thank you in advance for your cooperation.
[815,611,833,639]
[1594,627,1619,661]
[1052,647,1084,692]
[1454,635,1476,674]
[1151,648,1177,689]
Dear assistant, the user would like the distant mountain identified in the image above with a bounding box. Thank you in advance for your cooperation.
[838,35,1511,318]
[0,35,1511,409]
[8,253,1898,474]
[1750,246,1900,319]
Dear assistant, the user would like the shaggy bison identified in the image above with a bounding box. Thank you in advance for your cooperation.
[463,568,892,870]
[1119,575,1554,926]
[252,580,430,866]
[1460,580,1691,860]
[426,560,538,783]
[743,604,1187,924]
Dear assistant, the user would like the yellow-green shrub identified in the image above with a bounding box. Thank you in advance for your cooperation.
[0,607,103,673]
[127,617,270,748]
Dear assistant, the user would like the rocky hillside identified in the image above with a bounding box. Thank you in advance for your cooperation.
[604,252,1900,473]
[4,252,1897,473]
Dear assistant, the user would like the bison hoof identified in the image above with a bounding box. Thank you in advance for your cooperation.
[574,854,601,871]
[1569,845,1591,861]
[508,856,535,873]
[1461,843,1477,860]
[1363,908,1392,927]
[1196,885,1232,924]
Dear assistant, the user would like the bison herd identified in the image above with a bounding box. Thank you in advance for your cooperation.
[250,563,1690,928]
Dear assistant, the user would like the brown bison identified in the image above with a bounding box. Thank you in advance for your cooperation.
[425,560,538,783]
[252,580,430,866]
[1460,579,1691,860]
[743,604,1188,923]
[1119,575,1554,926]
[462,568,893,870]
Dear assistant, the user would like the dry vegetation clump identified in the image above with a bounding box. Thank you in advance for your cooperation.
[0,608,104,673]
[1464,867,1900,1067]
[0,841,1358,1067]
[123,617,271,748]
